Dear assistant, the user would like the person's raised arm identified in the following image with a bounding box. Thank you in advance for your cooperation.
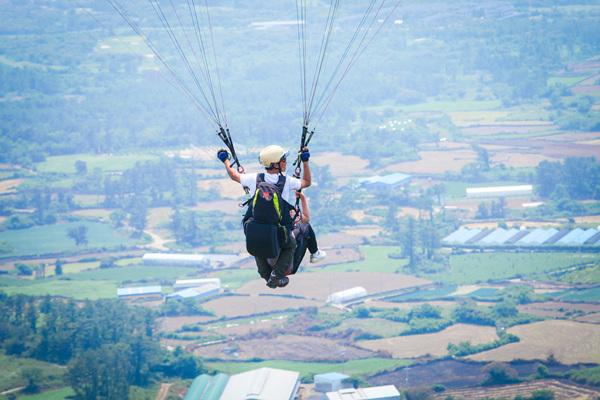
[299,147,311,189]
[298,191,310,223]
[217,149,241,183]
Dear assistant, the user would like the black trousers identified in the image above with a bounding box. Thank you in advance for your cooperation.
[291,223,319,274]
[255,233,296,281]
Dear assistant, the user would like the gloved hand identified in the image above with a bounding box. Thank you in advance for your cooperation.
[300,147,310,162]
[217,149,230,163]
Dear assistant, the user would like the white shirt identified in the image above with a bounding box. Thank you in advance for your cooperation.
[240,172,301,204]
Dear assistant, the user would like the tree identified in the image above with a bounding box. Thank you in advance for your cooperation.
[67,225,88,246]
[74,160,88,175]
[54,259,64,276]
[21,367,43,393]
[482,362,519,385]
[109,210,126,228]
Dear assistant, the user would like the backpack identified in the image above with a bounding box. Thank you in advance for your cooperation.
[243,174,292,258]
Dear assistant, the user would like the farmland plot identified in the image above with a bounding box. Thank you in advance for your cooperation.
[236,271,431,302]
[195,334,377,361]
[469,320,600,364]
[202,295,320,319]
[358,324,498,359]
[433,379,600,400]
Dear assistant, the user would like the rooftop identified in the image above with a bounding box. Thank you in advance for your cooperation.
[117,285,162,297]
[326,385,400,400]
[219,367,300,400]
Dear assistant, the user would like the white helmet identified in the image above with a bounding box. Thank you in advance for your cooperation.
[259,145,288,168]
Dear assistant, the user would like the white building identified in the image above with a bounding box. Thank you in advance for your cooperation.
[314,373,351,393]
[143,253,208,267]
[359,173,411,192]
[326,287,368,306]
[117,285,162,300]
[166,284,220,300]
[219,367,300,400]
[466,185,533,198]
[173,278,221,290]
[326,385,400,400]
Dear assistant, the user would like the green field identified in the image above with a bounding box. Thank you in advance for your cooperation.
[1,279,118,300]
[209,269,258,290]
[421,252,600,284]
[17,387,74,400]
[551,264,600,284]
[556,286,600,302]
[36,153,158,174]
[206,358,411,380]
[0,352,65,393]
[401,100,502,112]
[547,75,589,86]
[0,222,142,258]
[70,265,197,283]
[321,246,407,273]
[329,318,409,338]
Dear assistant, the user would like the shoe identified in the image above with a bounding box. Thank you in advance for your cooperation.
[266,272,289,289]
[310,250,327,263]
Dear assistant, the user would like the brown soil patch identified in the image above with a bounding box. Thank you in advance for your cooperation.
[518,302,600,319]
[158,316,218,333]
[575,215,600,224]
[575,313,600,324]
[195,334,376,361]
[202,295,320,319]
[491,152,556,168]
[0,179,22,193]
[198,179,247,199]
[461,123,556,136]
[206,317,288,336]
[548,132,600,142]
[236,272,431,302]
[433,379,600,400]
[385,149,477,174]
[572,85,600,94]
[318,232,365,248]
[342,226,382,238]
[448,111,509,127]
[311,152,370,177]
[487,137,600,160]
[194,200,241,215]
[147,207,172,229]
[469,320,600,364]
[358,324,497,358]
[71,209,112,220]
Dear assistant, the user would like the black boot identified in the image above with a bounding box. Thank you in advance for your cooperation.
[266,271,289,289]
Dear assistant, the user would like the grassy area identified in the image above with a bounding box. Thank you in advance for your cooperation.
[206,358,411,380]
[329,318,409,337]
[0,222,142,258]
[209,269,257,290]
[0,352,66,393]
[556,287,600,302]
[547,75,589,86]
[36,153,158,174]
[551,265,600,284]
[1,279,118,300]
[321,246,407,273]
[70,265,197,284]
[421,252,600,284]
[46,261,100,277]
[17,388,74,400]
[401,100,502,112]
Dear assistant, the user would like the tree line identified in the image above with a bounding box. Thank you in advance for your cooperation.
[0,293,203,399]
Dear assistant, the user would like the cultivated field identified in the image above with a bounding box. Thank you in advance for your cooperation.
[36,153,158,174]
[0,178,22,193]
[433,379,600,400]
[385,149,477,174]
[157,316,217,333]
[518,301,600,319]
[319,246,406,273]
[195,334,377,361]
[358,324,498,359]
[328,317,409,337]
[311,152,370,177]
[201,295,320,318]
[236,271,431,302]
[469,320,600,364]
[194,200,241,215]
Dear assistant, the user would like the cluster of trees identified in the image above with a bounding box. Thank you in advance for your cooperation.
[447,332,519,357]
[536,157,600,200]
[0,294,203,398]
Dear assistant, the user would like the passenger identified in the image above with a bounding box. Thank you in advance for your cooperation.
[217,145,311,288]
